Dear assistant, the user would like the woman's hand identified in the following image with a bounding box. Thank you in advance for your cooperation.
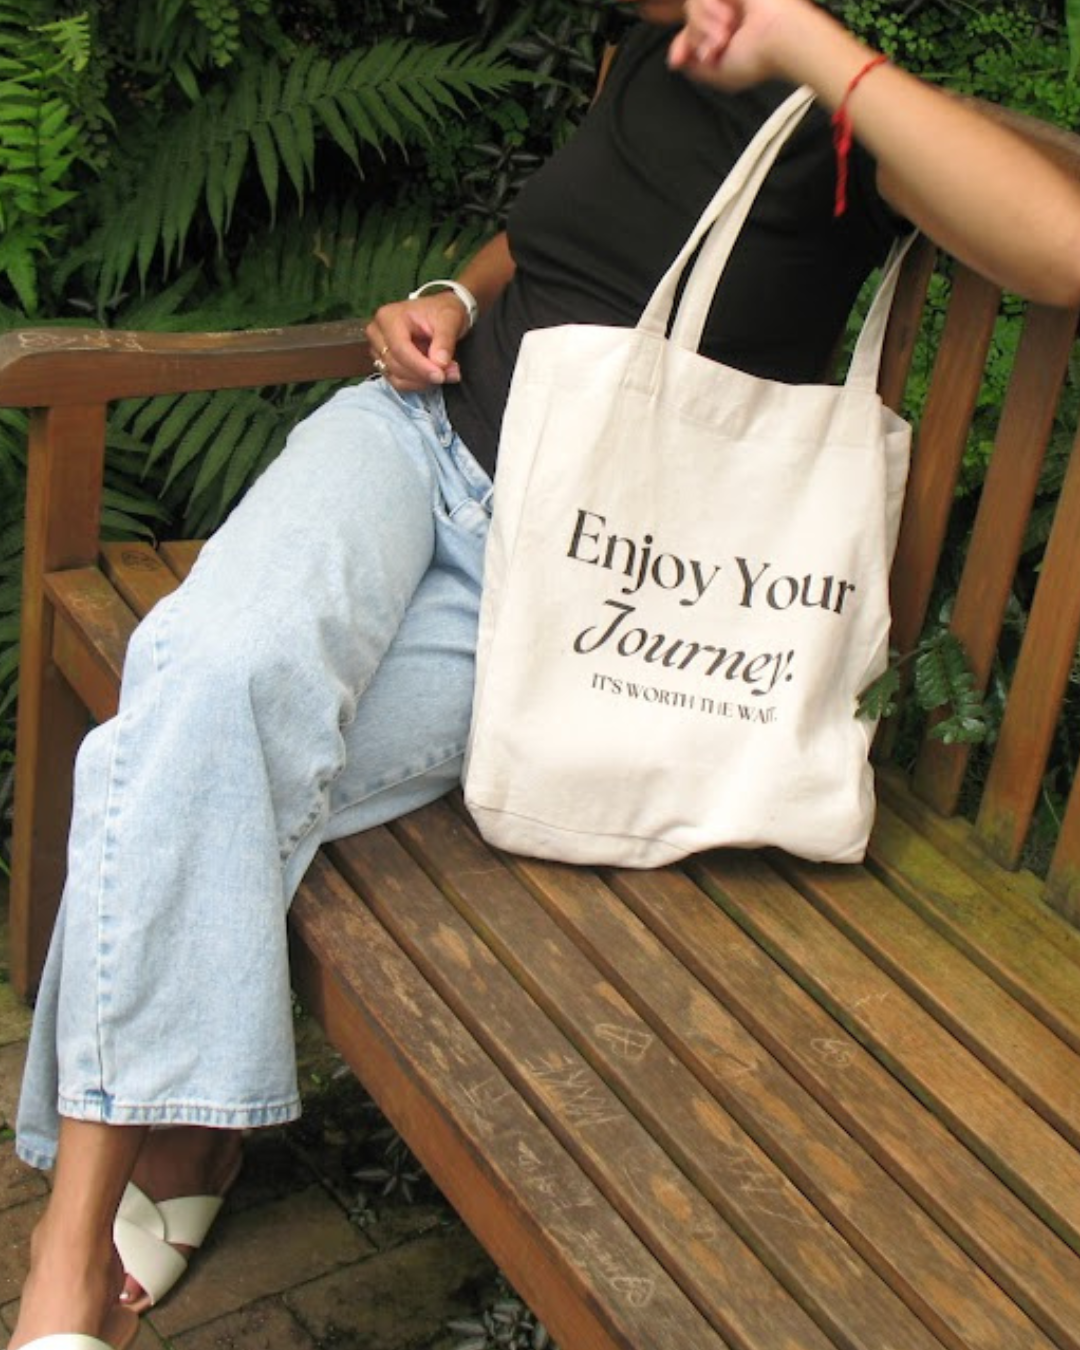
[364,291,470,391]
[668,0,794,90]
[364,232,516,391]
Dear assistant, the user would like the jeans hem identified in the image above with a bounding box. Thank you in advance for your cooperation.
[57,1092,302,1129]
[16,1141,61,1171]
[16,1097,303,1171]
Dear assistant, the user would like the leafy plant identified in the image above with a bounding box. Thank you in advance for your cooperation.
[449,1277,557,1350]
[0,2,94,311]
[352,1126,429,1206]
[858,629,993,745]
[64,40,526,311]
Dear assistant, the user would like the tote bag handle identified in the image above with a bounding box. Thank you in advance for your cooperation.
[638,83,916,393]
[637,84,815,345]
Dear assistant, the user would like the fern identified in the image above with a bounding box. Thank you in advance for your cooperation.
[99,486,171,540]
[0,481,24,762]
[856,663,900,722]
[0,3,95,311]
[227,200,487,326]
[74,40,526,306]
[107,381,326,539]
[0,407,28,509]
[36,13,92,72]
[109,196,490,334]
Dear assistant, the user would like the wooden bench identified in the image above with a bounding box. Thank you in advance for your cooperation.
[6,107,1080,1350]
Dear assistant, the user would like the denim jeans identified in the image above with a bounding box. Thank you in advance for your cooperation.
[16,379,492,1168]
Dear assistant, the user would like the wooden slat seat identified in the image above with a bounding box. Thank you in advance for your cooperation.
[7,102,1080,1350]
[21,511,1080,1350]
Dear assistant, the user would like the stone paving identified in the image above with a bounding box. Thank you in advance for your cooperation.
[0,883,502,1350]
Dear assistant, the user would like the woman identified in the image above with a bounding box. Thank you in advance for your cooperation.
[10,2,1080,1348]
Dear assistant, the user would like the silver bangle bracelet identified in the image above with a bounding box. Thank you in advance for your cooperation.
[408,278,479,332]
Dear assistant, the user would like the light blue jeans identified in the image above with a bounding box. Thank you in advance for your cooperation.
[16,379,492,1169]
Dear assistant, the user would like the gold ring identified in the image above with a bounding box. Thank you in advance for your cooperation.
[373,356,387,375]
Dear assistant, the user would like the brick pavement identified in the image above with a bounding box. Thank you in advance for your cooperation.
[0,883,500,1350]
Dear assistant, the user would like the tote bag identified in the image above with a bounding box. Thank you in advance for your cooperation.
[463,86,913,868]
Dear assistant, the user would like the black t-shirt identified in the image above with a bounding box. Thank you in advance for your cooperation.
[444,21,903,474]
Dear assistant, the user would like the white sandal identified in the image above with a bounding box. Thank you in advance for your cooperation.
[113,1182,227,1309]
[16,1339,114,1350]
[14,1319,138,1350]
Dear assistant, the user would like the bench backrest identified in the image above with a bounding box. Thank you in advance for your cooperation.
[875,103,1080,920]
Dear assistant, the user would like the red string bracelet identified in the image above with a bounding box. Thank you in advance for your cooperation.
[831,52,889,218]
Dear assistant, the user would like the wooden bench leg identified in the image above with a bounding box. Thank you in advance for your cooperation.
[11,404,106,1000]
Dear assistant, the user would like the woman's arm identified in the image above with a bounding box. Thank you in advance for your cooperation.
[365,231,516,390]
[669,0,1080,307]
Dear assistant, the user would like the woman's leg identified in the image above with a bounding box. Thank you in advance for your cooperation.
[13,381,491,1327]
[11,1119,145,1348]
[113,422,493,1307]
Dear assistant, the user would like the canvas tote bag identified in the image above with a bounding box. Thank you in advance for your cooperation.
[464,85,913,867]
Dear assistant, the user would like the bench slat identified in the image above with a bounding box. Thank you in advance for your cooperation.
[876,769,1056,925]
[776,850,1080,1145]
[597,858,1080,1350]
[331,823,838,1350]
[977,414,1080,866]
[1049,781,1080,924]
[912,301,1078,812]
[291,850,725,1350]
[10,405,109,995]
[388,805,1052,1350]
[100,540,187,613]
[45,567,133,724]
[868,802,1080,1045]
[887,265,1001,658]
[158,539,204,577]
[691,851,1080,1254]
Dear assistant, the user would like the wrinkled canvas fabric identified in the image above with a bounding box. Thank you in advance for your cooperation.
[465,88,913,867]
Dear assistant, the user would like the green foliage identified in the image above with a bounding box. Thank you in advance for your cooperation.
[449,1278,556,1350]
[197,199,490,329]
[65,41,526,309]
[914,632,992,744]
[1070,0,1080,77]
[838,0,1080,126]
[0,1,94,311]
[126,0,284,102]
[858,630,992,746]
[37,14,92,72]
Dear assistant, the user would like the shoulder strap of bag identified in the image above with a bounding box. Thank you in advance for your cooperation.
[637,84,815,346]
[843,230,920,392]
[638,82,920,396]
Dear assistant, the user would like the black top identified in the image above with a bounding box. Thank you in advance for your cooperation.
[444,21,903,474]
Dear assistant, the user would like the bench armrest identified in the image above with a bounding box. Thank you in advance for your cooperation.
[0,319,373,408]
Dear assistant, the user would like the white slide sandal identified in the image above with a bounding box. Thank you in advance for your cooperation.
[113,1182,227,1310]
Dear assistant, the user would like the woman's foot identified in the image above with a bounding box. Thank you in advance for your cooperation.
[117,1126,243,1312]
[10,1210,138,1350]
